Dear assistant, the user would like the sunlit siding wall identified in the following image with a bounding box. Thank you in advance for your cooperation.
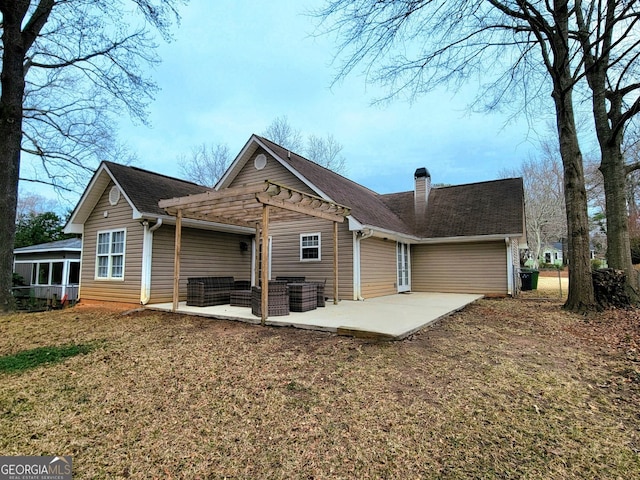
[228,148,315,193]
[149,226,253,303]
[80,181,143,303]
[412,242,508,295]
[269,216,354,301]
[360,237,397,298]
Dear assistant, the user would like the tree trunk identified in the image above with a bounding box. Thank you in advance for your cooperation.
[1,4,27,311]
[555,96,596,312]
[600,144,637,288]
[551,2,597,312]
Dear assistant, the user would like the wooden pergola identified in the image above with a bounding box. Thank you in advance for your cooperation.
[158,181,351,324]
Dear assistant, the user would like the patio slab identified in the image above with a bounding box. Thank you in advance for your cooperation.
[147,292,483,340]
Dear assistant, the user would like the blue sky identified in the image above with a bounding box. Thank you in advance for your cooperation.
[115,0,544,196]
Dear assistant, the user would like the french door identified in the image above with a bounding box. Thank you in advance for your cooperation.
[397,242,410,292]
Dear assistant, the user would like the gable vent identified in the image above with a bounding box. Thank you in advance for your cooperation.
[109,186,121,206]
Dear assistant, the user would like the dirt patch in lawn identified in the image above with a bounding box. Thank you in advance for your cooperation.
[1,300,640,479]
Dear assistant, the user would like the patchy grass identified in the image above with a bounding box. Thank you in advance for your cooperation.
[1,299,639,479]
[0,343,97,374]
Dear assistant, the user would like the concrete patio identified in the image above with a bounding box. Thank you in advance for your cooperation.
[148,292,483,340]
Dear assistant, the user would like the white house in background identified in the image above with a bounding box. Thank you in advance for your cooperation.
[540,241,595,266]
[13,238,82,302]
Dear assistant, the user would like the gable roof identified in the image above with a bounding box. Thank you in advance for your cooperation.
[65,161,211,233]
[66,135,525,242]
[222,135,524,240]
[103,161,210,217]
[239,136,414,235]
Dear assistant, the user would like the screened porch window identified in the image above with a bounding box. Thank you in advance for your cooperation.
[96,229,126,279]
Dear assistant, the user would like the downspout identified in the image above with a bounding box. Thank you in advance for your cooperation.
[140,218,163,305]
[505,237,513,296]
[354,229,374,300]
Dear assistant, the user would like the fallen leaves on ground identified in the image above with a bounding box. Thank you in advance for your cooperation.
[1,297,639,479]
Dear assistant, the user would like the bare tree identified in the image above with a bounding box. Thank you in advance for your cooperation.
[15,192,58,219]
[262,116,304,152]
[0,0,184,311]
[306,133,347,174]
[316,0,596,311]
[179,143,232,187]
[574,1,640,291]
[502,144,566,268]
[264,117,348,174]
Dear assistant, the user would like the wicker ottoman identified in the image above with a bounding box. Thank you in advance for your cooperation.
[230,290,252,307]
[289,283,317,312]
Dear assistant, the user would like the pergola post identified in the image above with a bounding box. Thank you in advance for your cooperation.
[172,209,182,312]
[333,220,339,304]
[260,205,270,326]
[254,222,261,287]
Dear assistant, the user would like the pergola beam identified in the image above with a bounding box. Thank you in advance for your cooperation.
[160,180,351,319]
[256,192,346,223]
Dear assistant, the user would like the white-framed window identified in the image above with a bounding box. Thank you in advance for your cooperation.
[96,229,126,280]
[300,233,321,261]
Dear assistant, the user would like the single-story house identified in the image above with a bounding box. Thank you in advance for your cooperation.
[64,134,525,307]
[540,241,595,266]
[13,237,82,302]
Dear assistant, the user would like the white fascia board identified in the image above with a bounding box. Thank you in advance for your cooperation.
[63,162,141,231]
[64,223,84,235]
[416,234,521,245]
[14,247,82,255]
[221,135,333,202]
[347,216,364,231]
[216,135,259,189]
[253,137,333,201]
[350,223,421,244]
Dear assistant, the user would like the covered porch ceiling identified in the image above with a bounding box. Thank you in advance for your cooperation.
[158,181,351,324]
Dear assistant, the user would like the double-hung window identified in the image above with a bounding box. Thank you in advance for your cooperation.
[300,233,321,261]
[96,229,126,279]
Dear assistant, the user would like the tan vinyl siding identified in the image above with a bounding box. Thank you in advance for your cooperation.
[228,148,315,194]
[79,181,143,303]
[269,216,353,300]
[149,226,253,303]
[412,242,508,295]
[360,237,397,298]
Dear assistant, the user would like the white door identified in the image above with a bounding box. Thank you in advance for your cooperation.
[397,242,410,292]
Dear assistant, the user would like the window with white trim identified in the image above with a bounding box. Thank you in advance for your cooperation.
[300,233,321,261]
[96,229,126,279]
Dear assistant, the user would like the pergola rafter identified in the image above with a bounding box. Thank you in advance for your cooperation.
[158,181,351,324]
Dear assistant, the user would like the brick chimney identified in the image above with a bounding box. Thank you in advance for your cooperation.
[414,167,431,218]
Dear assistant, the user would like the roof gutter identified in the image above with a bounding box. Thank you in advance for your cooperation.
[415,233,524,245]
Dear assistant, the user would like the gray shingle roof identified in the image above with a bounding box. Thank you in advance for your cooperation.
[14,237,82,253]
[257,136,413,235]
[258,136,524,238]
[98,142,523,240]
[104,161,211,216]
[381,179,524,238]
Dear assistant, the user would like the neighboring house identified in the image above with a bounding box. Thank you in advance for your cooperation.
[64,134,525,305]
[540,241,595,266]
[13,238,82,301]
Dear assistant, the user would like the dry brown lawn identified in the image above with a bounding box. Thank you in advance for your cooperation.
[1,295,640,479]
